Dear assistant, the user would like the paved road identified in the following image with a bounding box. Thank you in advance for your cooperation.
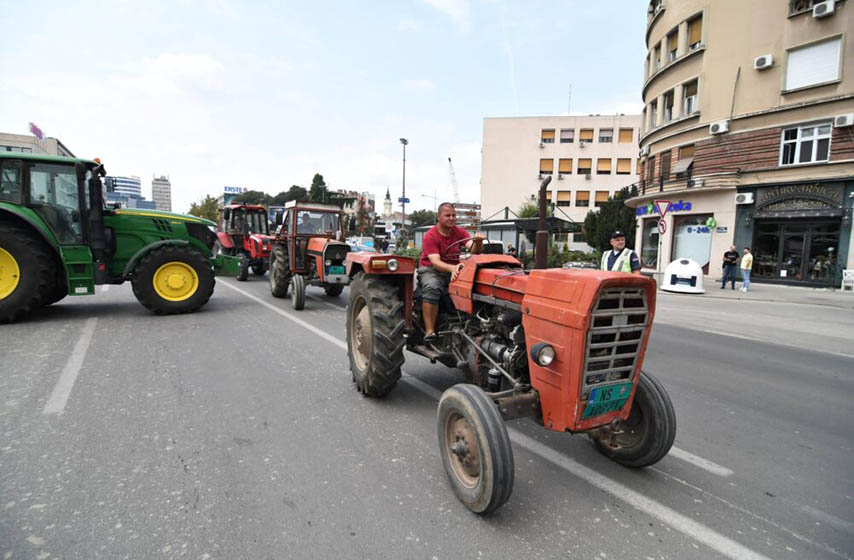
[1,278,852,559]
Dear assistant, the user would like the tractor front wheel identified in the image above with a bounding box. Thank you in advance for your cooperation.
[437,384,514,514]
[131,246,215,315]
[591,370,676,468]
[0,222,57,323]
[252,262,266,276]
[346,272,405,397]
[324,285,343,297]
[269,245,290,298]
[291,274,306,310]
[236,253,249,282]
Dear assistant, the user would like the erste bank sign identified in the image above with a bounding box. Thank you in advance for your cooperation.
[224,186,246,194]
[635,200,692,216]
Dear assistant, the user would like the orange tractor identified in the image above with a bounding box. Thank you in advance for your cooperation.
[216,203,273,281]
[343,181,675,514]
[269,200,351,309]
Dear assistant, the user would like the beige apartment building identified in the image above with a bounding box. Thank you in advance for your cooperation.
[0,131,74,157]
[634,0,854,286]
[481,115,641,251]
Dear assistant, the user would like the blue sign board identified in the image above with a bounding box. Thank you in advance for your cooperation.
[398,197,410,204]
[636,200,692,216]
[224,186,245,194]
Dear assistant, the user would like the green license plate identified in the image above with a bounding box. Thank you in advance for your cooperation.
[328,265,346,275]
[582,382,633,420]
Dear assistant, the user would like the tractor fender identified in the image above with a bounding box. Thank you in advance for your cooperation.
[0,206,60,254]
[216,232,234,249]
[345,252,415,277]
[122,239,191,278]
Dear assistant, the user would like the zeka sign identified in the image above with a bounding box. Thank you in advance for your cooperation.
[635,200,692,216]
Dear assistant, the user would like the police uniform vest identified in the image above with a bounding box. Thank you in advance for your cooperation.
[601,248,634,272]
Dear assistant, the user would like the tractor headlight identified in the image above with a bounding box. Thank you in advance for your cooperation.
[207,225,217,234]
[530,343,555,367]
[386,259,400,272]
[325,259,332,266]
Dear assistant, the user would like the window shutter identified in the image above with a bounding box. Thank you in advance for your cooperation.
[541,129,555,140]
[678,145,695,159]
[597,158,611,173]
[580,129,594,141]
[786,38,841,90]
[578,158,592,172]
[618,128,633,143]
[557,191,571,202]
[576,191,590,201]
[545,190,552,201]
[688,17,702,45]
[617,158,632,174]
[539,159,554,173]
[560,129,574,140]
[595,191,610,203]
[559,158,572,173]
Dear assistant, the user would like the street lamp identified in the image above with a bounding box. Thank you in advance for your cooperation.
[400,138,408,246]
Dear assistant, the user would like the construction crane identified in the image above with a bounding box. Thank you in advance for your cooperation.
[447,157,460,204]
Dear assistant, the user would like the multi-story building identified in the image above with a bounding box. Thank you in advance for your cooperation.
[0,131,74,157]
[151,175,172,212]
[104,175,156,209]
[481,115,641,251]
[633,0,854,286]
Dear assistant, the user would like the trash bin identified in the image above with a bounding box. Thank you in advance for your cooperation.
[661,258,705,294]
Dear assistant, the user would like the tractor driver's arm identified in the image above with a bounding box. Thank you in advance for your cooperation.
[427,253,463,280]
[464,233,485,255]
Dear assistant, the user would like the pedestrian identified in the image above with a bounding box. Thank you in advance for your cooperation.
[740,247,753,292]
[600,230,641,274]
[721,244,739,289]
[506,243,517,257]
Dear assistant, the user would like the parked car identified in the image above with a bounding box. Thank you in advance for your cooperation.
[563,260,599,269]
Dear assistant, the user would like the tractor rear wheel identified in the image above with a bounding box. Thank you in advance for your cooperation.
[42,275,68,307]
[131,246,215,315]
[591,370,676,468]
[0,222,57,323]
[236,253,249,282]
[291,274,306,310]
[437,384,514,514]
[346,272,405,397]
[269,245,289,298]
[324,285,343,297]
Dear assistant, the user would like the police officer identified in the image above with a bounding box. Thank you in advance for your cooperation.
[601,230,641,274]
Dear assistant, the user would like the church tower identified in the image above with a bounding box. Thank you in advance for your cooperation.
[383,188,392,220]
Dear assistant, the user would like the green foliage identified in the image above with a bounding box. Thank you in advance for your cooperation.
[408,209,436,228]
[394,246,422,259]
[517,202,539,219]
[582,187,637,252]
[272,185,307,205]
[187,195,219,222]
[356,195,373,235]
[309,173,328,203]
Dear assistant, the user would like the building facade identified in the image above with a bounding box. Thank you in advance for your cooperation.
[105,176,156,209]
[633,0,854,286]
[481,115,641,251]
[151,175,172,212]
[0,131,75,157]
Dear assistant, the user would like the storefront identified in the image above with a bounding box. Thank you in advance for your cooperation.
[734,181,853,287]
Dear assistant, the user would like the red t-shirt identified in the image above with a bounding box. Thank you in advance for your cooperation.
[419,225,471,268]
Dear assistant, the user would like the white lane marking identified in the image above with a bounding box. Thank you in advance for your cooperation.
[800,503,854,535]
[43,318,98,415]
[668,446,733,477]
[225,281,775,560]
[100,285,110,292]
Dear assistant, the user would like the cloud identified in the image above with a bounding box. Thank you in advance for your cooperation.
[402,79,436,93]
[423,0,470,32]
[398,18,420,31]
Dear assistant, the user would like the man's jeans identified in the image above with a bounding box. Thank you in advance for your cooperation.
[722,264,737,288]
[742,269,751,290]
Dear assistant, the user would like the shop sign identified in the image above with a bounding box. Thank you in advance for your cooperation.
[636,200,692,216]
[224,186,246,194]
[716,226,728,233]
[758,183,841,205]
[685,225,711,234]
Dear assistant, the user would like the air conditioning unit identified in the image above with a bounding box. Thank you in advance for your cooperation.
[539,142,545,149]
[557,174,564,180]
[709,120,729,135]
[639,146,650,157]
[688,178,705,188]
[834,113,854,127]
[735,192,754,205]
[813,0,835,18]
[585,173,592,180]
[537,173,544,179]
[754,54,774,70]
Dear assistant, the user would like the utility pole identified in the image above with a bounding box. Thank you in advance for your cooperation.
[400,138,408,243]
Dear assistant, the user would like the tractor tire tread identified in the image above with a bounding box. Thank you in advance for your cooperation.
[131,246,215,315]
[0,222,58,323]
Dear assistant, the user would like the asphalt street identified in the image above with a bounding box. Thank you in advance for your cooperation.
[1,277,852,560]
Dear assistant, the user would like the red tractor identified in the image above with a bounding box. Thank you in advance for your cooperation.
[216,203,273,281]
[268,201,351,309]
[343,241,675,514]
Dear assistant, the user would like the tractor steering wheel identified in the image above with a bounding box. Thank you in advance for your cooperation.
[441,237,473,261]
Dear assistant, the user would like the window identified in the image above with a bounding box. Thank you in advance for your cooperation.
[667,30,678,62]
[541,129,555,144]
[663,91,674,122]
[675,145,694,176]
[597,158,611,175]
[641,219,659,268]
[660,151,672,180]
[557,191,571,207]
[554,232,569,243]
[599,129,613,143]
[545,190,552,203]
[575,190,590,207]
[786,37,842,91]
[595,191,610,208]
[558,158,572,175]
[573,232,586,243]
[560,129,574,143]
[618,128,634,143]
[29,163,82,244]
[688,14,702,50]
[683,80,698,115]
[678,144,695,159]
[0,160,23,203]
[647,155,656,183]
[579,129,594,143]
[780,123,832,165]
[617,158,632,175]
[673,214,713,269]
[539,158,554,175]
[578,158,592,175]
[650,100,658,128]
[653,45,661,70]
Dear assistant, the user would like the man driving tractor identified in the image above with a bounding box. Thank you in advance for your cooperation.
[418,202,484,341]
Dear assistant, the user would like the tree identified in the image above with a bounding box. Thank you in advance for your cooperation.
[582,187,637,252]
[517,202,539,219]
[309,173,328,203]
[187,195,220,222]
[232,190,272,205]
[356,195,373,235]
[271,185,307,205]
[408,209,436,228]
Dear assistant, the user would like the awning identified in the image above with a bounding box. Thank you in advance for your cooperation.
[673,157,694,175]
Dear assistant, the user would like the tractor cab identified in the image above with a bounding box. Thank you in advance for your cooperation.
[217,203,273,281]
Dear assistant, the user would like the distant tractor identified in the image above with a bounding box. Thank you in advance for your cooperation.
[268,200,351,309]
[216,203,273,281]
[0,153,239,323]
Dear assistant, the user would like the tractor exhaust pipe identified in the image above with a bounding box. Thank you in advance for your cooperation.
[535,175,552,269]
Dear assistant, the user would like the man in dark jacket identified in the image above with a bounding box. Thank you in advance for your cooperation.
[721,245,739,289]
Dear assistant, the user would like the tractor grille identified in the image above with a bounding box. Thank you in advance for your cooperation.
[323,243,350,264]
[581,287,649,398]
[151,218,173,232]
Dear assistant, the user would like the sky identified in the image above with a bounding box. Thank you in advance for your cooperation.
[0,0,648,214]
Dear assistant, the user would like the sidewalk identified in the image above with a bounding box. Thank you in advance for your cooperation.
[657,275,854,309]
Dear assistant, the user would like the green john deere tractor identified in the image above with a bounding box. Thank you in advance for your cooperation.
[0,152,240,323]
